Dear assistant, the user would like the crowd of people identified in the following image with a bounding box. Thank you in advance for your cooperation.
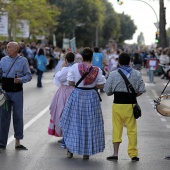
[131,47,170,83]
[1,40,169,84]
[102,46,170,84]
[1,40,170,162]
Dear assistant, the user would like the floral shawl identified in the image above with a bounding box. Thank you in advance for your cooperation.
[78,62,99,85]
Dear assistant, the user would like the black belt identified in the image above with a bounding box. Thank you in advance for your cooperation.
[114,92,137,104]
[2,77,23,92]
[76,87,94,90]
[76,87,102,101]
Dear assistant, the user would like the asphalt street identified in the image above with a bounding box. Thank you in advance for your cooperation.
[0,68,170,170]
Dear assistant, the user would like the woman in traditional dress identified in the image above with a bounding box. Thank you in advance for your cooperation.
[48,52,75,140]
[60,47,106,159]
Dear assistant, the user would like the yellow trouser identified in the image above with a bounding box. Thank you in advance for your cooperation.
[112,103,138,158]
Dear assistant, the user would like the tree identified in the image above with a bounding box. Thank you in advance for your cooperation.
[117,13,137,44]
[137,32,145,46]
[158,0,167,47]
[52,0,105,48]
[99,0,120,47]
[152,0,168,47]
[3,0,60,41]
[48,0,137,48]
[167,27,170,46]
[0,1,6,14]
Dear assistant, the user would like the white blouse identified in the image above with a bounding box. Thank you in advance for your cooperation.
[53,66,71,86]
[67,63,106,88]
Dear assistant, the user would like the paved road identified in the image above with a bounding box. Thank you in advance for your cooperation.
[0,69,170,170]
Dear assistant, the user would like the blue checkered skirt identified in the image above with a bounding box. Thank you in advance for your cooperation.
[60,88,105,155]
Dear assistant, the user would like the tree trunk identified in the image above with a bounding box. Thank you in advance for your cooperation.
[158,0,167,48]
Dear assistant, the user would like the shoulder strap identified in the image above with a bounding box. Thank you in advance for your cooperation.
[75,66,93,87]
[161,80,170,95]
[6,56,20,77]
[118,69,134,107]
[118,69,136,94]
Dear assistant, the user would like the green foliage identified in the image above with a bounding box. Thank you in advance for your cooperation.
[167,27,170,37]
[137,32,145,46]
[52,0,137,48]
[117,13,137,44]
[53,0,105,48]
[100,0,120,47]
[3,0,60,40]
[166,27,170,46]
[1,0,137,47]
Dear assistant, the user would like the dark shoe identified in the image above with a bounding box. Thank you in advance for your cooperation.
[107,155,118,161]
[58,139,62,143]
[37,86,42,88]
[131,157,139,162]
[83,155,89,160]
[164,155,170,160]
[67,150,73,158]
[15,145,28,150]
[100,89,105,93]
[0,145,6,149]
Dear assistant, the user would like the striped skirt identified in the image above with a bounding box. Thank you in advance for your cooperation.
[48,85,74,137]
[60,88,105,155]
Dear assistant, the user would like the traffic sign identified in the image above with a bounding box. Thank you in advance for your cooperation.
[154,22,159,29]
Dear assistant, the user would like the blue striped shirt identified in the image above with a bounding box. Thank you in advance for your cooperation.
[0,55,32,83]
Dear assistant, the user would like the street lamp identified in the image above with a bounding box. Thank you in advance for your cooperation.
[134,0,159,26]
[134,0,159,44]
[119,0,159,44]
[120,0,159,28]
